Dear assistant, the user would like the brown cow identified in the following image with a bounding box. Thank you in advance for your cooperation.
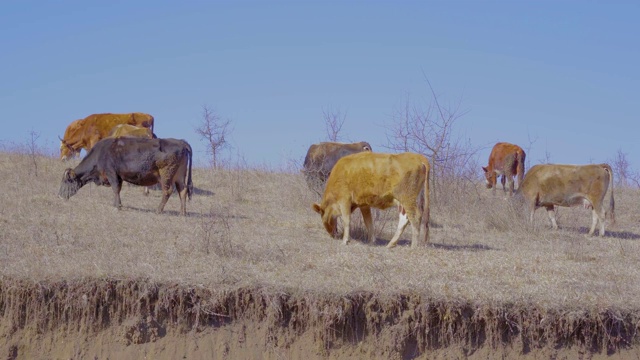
[515,163,615,236]
[312,152,430,248]
[482,142,526,196]
[302,141,372,193]
[108,124,155,139]
[59,113,155,160]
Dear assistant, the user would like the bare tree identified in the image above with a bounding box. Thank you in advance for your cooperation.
[323,106,346,142]
[195,105,232,168]
[27,130,40,177]
[537,141,552,164]
[384,79,477,203]
[609,149,640,188]
[524,132,538,170]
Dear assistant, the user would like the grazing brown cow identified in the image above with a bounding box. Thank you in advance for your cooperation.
[482,142,526,196]
[59,113,155,160]
[59,137,193,216]
[108,124,155,139]
[302,141,372,193]
[312,152,430,248]
[515,164,615,236]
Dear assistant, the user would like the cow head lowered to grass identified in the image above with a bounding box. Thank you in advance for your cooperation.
[59,137,193,216]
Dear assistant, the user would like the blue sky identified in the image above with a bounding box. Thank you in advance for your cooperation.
[1,1,638,171]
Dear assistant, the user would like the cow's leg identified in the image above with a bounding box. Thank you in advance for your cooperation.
[492,175,498,194]
[339,202,352,245]
[387,205,410,248]
[588,205,606,236]
[506,176,515,196]
[598,206,606,237]
[360,206,376,244]
[156,179,174,214]
[106,174,123,209]
[143,187,150,196]
[175,181,188,216]
[545,205,558,230]
[501,174,507,192]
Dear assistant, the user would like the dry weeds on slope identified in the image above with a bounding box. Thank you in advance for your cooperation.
[1,150,640,356]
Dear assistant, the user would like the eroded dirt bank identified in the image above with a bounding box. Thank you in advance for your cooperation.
[0,279,639,359]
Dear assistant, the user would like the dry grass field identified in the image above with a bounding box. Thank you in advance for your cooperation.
[1,149,640,359]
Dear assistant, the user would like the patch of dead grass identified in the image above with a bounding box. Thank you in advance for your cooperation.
[1,152,640,313]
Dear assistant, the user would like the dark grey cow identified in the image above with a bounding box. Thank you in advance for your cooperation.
[302,141,372,193]
[59,137,193,215]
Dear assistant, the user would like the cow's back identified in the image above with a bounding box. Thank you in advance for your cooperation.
[518,164,611,206]
[488,142,525,170]
[327,152,428,207]
[303,141,372,191]
[108,124,154,139]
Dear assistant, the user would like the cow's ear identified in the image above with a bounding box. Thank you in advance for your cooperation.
[482,166,488,173]
[63,169,75,181]
[312,203,323,215]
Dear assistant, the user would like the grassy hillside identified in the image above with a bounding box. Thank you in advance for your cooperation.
[1,150,638,311]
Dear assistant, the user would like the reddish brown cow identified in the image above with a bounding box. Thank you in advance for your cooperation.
[59,113,155,160]
[482,142,526,196]
[313,152,430,249]
[515,163,615,236]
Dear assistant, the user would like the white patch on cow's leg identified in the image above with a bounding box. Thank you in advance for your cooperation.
[545,206,558,230]
[387,207,409,248]
[339,203,351,245]
[599,207,606,236]
[588,209,599,236]
[360,206,376,244]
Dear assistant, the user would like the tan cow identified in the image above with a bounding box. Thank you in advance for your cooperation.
[482,142,526,196]
[312,152,430,248]
[108,124,155,139]
[515,163,615,236]
[59,113,155,160]
[302,141,372,193]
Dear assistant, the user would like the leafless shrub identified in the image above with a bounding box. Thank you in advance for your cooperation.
[609,149,640,188]
[384,78,479,207]
[195,105,233,168]
[537,141,553,164]
[323,106,346,142]
[199,207,237,258]
[524,132,538,170]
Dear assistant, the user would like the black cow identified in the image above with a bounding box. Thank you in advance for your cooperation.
[302,141,372,193]
[59,137,193,216]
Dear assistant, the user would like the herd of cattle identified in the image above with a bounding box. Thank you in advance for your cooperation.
[56,112,616,249]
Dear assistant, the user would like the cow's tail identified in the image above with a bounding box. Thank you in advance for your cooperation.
[420,162,431,245]
[603,163,615,225]
[517,149,526,187]
[186,142,193,200]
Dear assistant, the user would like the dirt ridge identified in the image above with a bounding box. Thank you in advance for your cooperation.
[0,277,639,358]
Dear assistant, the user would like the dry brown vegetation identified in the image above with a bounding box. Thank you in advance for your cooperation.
[1,150,640,359]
